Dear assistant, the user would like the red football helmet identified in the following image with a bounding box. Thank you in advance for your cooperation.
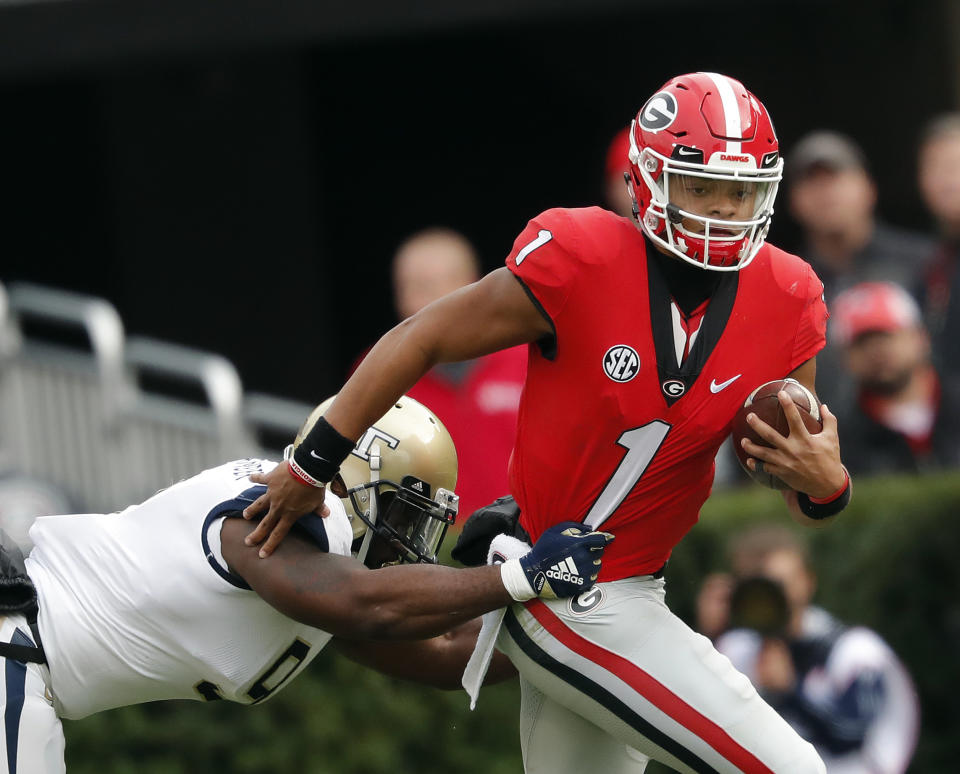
[627,72,783,271]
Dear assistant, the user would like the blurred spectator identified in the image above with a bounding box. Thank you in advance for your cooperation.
[788,130,934,299]
[390,227,526,517]
[829,281,960,475]
[787,131,935,404]
[603,126,633,218]
[716,525,920,774]
[392,227,480,322]
[695,570,735,641]
[917,113,960,382]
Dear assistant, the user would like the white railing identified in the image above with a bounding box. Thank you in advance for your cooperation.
[2,282,131,511]
[0,282,314,518]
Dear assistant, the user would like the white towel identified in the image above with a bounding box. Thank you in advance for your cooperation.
[460,533,531,709]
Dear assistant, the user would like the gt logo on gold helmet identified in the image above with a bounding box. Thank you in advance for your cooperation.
[288,395,459,566]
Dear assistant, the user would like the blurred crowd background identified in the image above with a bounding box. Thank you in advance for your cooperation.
[2,0,960,771]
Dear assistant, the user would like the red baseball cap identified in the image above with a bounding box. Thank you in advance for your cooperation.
[830,282,922,346]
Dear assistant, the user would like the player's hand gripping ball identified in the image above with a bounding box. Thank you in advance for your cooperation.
[731,379,823,489]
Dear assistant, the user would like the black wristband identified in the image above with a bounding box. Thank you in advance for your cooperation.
[292,416,356,483]
[797,480,852,520]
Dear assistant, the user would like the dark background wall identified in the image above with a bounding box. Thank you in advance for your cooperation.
[0,0,952,401]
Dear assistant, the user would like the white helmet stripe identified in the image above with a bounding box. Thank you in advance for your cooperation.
[701,72,742,154]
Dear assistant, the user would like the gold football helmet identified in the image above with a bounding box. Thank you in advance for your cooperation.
[288,395,459,566]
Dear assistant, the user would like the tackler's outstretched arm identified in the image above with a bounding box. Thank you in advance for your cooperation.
[220,517,613,641]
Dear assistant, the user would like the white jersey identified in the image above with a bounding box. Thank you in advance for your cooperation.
[25,459,355,720]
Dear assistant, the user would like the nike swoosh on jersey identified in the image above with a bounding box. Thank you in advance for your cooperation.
[709,374,742,393]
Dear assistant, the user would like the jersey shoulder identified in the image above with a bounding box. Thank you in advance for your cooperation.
[750,242,824,301]
[507,206,642,279]
[531,206,638,258]
[535,205,631,229]
[506,207,645,334]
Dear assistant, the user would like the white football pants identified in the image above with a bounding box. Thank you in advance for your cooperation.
[0,615,65,774]
[497,576,825,774]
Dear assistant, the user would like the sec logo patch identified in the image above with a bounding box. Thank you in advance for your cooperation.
[603,345,640,382]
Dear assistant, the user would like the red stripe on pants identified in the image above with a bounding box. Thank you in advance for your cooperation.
[525,599,774,774]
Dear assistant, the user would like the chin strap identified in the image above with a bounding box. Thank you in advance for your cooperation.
[626,173,641,223]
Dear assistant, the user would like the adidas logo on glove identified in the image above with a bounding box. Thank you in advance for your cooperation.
[546,557,583,586]
[501,521,614,601]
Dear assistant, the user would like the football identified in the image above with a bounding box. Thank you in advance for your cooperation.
[731,378,823,489]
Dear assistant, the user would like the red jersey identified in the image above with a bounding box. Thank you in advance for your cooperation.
[506,207,828,580]
[406,347,526,517]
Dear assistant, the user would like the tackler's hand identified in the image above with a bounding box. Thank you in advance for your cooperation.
[501,522,614,601]
[242,464,329,558]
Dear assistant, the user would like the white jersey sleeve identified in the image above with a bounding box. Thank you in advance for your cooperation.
[25,459,352,719]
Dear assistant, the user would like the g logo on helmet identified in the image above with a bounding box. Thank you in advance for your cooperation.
[639,92,678,132]
[662,379,685,397]
[603,345,640,383]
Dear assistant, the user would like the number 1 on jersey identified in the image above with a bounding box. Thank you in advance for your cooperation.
[514,229,553,265]
[584,421,670,529]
